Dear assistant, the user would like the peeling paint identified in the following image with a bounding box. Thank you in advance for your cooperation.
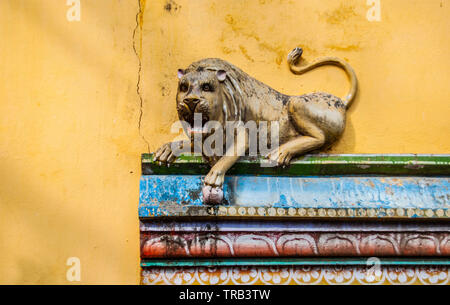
[139,174,450,216]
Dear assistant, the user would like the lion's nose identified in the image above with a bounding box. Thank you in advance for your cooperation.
[184,98,200,112]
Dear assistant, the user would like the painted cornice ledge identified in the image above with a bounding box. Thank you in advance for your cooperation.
[139,154,450,219]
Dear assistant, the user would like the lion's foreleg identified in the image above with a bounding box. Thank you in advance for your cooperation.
[203,129,248,204]
[204,155,240,187]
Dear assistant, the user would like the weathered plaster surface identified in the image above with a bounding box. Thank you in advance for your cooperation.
[0,0,449,284]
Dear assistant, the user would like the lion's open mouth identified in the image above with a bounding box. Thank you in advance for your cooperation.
[186,113,210,135]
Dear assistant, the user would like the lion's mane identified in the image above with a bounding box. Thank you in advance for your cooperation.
[185,58,248,123]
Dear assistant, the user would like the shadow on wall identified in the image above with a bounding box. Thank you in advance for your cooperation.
[0,159,139,284]
[1,1,142,284]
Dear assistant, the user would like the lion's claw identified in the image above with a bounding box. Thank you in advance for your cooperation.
[154,143,177,167]
[267,147,293,167]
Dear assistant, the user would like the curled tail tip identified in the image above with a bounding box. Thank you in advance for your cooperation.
[344,91,357,108]
[287,47,303,66]
[287,46,358,108]
[344,94,352,108]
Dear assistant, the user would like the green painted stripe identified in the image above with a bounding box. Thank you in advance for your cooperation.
[140,258,450,267]
[142,154,450,176]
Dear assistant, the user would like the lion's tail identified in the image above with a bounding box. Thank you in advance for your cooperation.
[287,47,358,109]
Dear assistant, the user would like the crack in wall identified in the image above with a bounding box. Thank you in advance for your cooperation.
[133,0,151,153]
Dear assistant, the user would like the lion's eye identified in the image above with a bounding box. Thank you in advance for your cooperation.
[202,83,213,92]
[179,83,188,92]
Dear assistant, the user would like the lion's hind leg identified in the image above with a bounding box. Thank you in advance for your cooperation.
[268,135,325,166]
[268,98,328,166]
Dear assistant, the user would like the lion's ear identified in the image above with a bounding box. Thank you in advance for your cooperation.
[177,69,185,79]
[216,70,227,82]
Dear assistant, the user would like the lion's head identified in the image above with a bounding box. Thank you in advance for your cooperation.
[176,58,245,138]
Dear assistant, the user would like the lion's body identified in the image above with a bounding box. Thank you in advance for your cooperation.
[155,47,358,204]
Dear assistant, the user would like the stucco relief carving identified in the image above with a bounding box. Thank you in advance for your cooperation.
[154,48,358,204]
[142,266,450,285]
[141,232,449,258]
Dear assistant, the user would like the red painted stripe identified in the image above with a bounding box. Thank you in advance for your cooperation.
[140,232,449,258]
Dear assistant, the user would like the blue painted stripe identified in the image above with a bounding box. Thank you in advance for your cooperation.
[139,175,450,217]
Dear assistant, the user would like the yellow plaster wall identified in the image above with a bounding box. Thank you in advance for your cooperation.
[0,0,448,284]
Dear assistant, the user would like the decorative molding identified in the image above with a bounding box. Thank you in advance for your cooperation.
[140,154,450,219]
[139,154,450,285]
[141,266,450,285]
[142,154,450,176]
[140,220,450,232]
[140,203,450,219]
[141,232,450,258]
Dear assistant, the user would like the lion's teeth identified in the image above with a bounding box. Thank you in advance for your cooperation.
[190,127,203,133]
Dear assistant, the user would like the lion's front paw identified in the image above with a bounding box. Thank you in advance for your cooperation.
[267,147,294,167]
[202,168,225,205]
[202,185,223,205]
[154,142,177,166]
